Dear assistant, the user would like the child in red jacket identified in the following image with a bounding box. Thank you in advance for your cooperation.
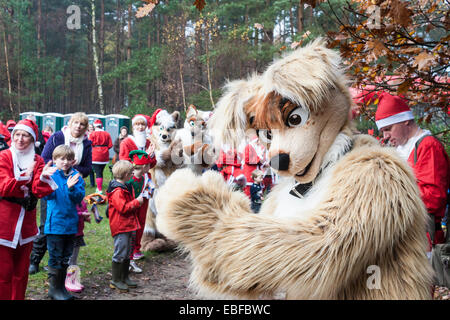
[106,160,144,292]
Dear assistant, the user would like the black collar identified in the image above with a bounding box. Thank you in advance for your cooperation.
[289,139,354,199]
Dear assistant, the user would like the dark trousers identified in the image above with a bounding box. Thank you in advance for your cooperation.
[89,168,95,187]
[46,234,75,269]
[92,163,106,179]
[29,199,47,266]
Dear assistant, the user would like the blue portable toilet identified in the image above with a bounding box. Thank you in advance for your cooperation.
[105,114,130,159]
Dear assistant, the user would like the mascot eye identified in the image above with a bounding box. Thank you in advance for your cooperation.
[167,127,171,132]
[286,107,309,128]
[160,126,163,130]
[189,121,195,126]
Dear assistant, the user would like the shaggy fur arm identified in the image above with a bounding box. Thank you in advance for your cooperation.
[155,147,431,299]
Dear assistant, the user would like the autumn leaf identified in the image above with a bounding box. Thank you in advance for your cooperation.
[193,0,206,11]
[365,40,387,61]
[389,0,412,27]
[397,79,412,95]
[413,51,436,71]
[136,3,156,18]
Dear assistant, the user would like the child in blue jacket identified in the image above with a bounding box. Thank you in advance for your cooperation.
[44,145,85,300]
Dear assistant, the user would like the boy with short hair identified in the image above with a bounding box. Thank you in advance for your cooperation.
[106,160,144,292]
[44,145,85,300]
[250,169,264,213]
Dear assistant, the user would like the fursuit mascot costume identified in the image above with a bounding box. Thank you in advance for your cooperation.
[175,104,215,175]
[141,109,182,252]
[154,39,433,299]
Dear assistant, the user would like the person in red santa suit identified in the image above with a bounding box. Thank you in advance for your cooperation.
[119,114,155,165]
[242,135,267,197]
[0,119,58,300]
[217,145,244,186]
[375,92,450,252]
[0,120,11,146]
[89,119,113,194]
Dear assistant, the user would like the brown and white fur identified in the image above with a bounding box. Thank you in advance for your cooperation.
[141,109,181,252]
[175,104,214,175]
[154,39,433,299]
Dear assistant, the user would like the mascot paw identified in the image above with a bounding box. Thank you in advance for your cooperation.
[143,226,156,238]
[155,169,230,246]
[143,238,176,252]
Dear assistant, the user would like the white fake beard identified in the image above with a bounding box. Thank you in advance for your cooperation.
[10,143,35,173]
[134,130,147,150]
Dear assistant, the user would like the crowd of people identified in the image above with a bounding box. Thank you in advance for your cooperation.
[0,90,448,300]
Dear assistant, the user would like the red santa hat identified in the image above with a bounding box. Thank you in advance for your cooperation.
[93,119,103,127]
[148,109,162,128]
[12,119,39,142]
[6,120,16,130]
[375,92,414,130]
[132,114,147,126]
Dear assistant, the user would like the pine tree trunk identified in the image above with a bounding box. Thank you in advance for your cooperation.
[114,0,121,113]
[127,3,132,83]
[204,25,214,108]
[297,1,304,34]
[1,21,13,117]
[91,0,104,114]
[37,0,42,111]
[194,20,203,91]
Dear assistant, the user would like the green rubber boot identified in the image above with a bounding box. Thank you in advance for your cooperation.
[110,261,129,292]
[122,259,138,288]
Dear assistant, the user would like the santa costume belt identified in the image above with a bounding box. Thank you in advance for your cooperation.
[0,194,38,211]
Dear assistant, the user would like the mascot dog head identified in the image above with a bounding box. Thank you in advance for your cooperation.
[184,104,213,139]
[209,39,353,184]
[150,109,180,147]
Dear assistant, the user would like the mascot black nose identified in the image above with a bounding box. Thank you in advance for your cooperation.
[270,153,290,171]
[162,134,167,139]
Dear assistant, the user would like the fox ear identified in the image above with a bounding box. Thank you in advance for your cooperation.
[208,74,262,149]
[186,105,197,119]
[171,111,180,124]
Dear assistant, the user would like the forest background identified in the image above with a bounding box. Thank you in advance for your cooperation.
[0,0,448,146]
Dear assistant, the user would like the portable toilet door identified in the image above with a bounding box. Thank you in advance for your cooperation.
[19,112,44,130]
[42,113,64,133]
[88,114,106,128]
[63,113,73,127]
[105,114,130,159]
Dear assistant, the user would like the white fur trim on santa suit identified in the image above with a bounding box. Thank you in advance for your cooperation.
[13,123,37,142]
[375,110,414,130]
[396,129,431,161]
[0,206,26,248]
[132,115,147,126]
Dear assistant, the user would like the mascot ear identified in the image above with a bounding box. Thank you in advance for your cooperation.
[171,111,180,124]
[208,74,262,149]
[186,105,198,118]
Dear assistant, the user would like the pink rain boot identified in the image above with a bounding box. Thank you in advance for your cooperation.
[65,265,83,293]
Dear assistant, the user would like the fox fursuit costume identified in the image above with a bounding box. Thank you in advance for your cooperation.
[154,39,433,299]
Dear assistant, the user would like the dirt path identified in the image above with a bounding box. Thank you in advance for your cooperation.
[28,251,198,300]
[79,251,198,300]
